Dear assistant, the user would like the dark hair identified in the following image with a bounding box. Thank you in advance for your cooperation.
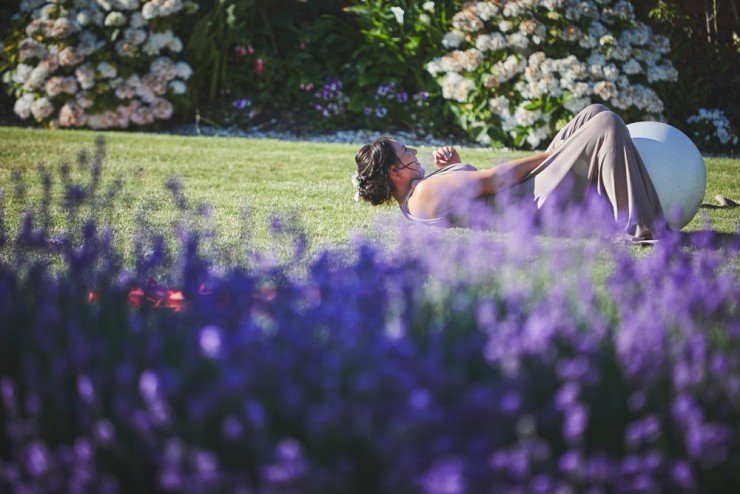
[354,136,398,205]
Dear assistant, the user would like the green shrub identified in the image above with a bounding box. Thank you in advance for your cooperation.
[340,0,463,134]
[185,0,467,135]
[185,0,352,125]
[640,0,738,154]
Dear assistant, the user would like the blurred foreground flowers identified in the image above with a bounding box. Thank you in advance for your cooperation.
[0,139,738,492]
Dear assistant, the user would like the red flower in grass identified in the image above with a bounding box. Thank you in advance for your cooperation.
[163,290,186,312]
[252,286,277,303]
[143,277,165,306]
[87,279,189,312]
[128,287,144,308]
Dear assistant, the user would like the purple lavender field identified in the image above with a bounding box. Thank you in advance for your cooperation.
[1,140,739,493]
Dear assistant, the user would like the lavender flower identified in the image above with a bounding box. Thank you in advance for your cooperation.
[231,97,251,110]
[1,138,738,492]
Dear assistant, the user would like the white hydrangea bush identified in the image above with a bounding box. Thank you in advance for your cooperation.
[428,0,679,148]
[2,0,196,129]
[686,108,737,153]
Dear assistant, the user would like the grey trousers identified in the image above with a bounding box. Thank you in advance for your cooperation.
[512,104,664,237]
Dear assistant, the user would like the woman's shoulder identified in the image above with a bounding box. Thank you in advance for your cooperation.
[408,163,480,218]
[431,163,478,175]
[406,179,439,220]
[421,163,480,189]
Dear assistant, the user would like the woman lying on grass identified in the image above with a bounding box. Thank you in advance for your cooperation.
[354,104,664,241]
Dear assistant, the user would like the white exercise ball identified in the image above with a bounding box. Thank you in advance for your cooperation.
[627,121,706,230]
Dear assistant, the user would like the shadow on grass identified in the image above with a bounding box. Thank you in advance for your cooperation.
[700,194,739,210]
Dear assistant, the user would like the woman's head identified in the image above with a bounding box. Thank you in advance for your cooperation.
[354,137,422,205]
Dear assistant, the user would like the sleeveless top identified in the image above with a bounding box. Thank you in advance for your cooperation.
[398,163,536,227]
[398,163,478,227]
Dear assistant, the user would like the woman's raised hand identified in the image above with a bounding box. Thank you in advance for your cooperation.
[434,146,461,168]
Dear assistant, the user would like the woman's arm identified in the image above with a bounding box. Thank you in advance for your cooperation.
[408,151,552,218]
[477,151,551,195]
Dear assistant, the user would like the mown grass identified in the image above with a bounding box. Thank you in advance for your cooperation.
[0,126,738,262]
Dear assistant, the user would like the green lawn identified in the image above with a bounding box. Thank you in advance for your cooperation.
[0,126,738,259]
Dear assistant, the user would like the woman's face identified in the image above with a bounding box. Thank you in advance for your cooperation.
[389,140,425,180]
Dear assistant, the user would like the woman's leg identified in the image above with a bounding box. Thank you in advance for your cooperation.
[531,107,664,238]
[546,104,610,153]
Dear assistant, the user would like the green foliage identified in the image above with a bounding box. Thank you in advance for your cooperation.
[182,0,466,135]
[344,1,453,89]
[185,0,351,120]
[641,0,738,153]
[1,0,736,147]
[186,0,241,105]
[342,0,463,133]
